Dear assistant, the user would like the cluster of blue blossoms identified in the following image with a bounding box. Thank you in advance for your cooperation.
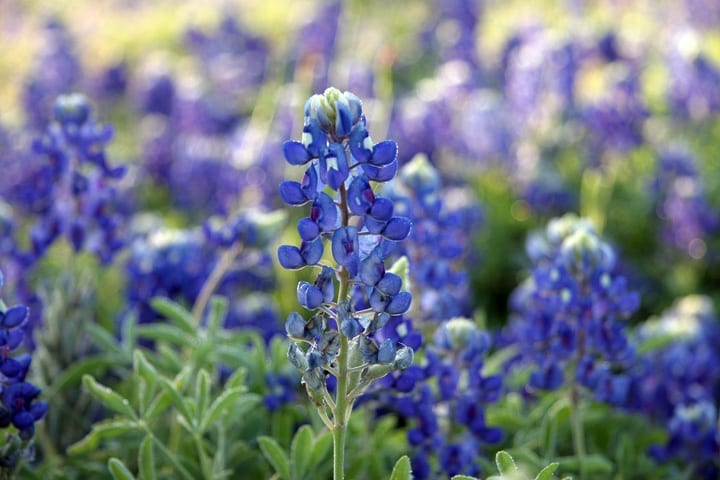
[125,216,279,336]
[507,214,639,403]
[278,87,414,399]
[386,154,482,322]
[0,271,47,463]
[390,318,503,478]
[25,94,126,265]
[626,296,720,478]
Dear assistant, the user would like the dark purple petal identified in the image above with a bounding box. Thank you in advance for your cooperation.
[2,306,28,329]
[0,359,22,378]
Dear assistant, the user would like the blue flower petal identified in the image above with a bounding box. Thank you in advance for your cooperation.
[283,141,311,165]
[386,292,412,315]
[279,181,309,205]
[277,245,305,270]
[382,217,412,241]
[2,306,28,329]
[370,140,397,166]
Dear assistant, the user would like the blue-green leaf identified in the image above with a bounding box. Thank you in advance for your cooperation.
[83,375,137,420]
[133,350,159,387]
[150,297,196,334]
[199,390,259,434]
[108,458,135,480]
[259,436,290,480]
[388,455,412,480]
[195,369,211,417]
[308,430,332,473]
[136,324,194,347]
[158,377,194,429]
[496,451,518,475]
[139,435,156,480]
[535,462,559,480]
[290,424,313,480]
[68,419,140,455]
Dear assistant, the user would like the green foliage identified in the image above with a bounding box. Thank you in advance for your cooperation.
[388,455,412,480]
[68,298,301,479]
[259,424,332,480]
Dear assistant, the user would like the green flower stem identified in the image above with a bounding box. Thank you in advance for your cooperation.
[333,183,351,480]
[191,242,244,327]
[571,283,588,480]
[570,384,587,480]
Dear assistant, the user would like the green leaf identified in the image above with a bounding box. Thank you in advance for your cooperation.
[450,476,478,480]
[139,435,156,480]
[308,430,332,473]
[108,458,136,480]
[290,424,313,480]
[150,297,196,334]
[133,350,159,387]
[46,354,127,398]
[83,375,137,420]
[496,451,519,475]
[207,296,228,337]
[258,436,290,480]
[195,369,211,417]
[557,455,613,474]
[87,323,125,354]
[388,455,412,480]
[158,377,194,429]
[224,367,247,390]
[535,462,559,480]
[68,419,140,455]
[199,389,259,434]
[136,324,195,347]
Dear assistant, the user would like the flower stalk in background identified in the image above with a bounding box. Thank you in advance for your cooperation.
[278,87,414,479]
[0,270,47,478]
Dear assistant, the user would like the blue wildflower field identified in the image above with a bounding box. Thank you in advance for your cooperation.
[0,0,719,478]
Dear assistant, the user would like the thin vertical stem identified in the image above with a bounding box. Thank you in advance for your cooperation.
[191,242,243,327]
[333,183,351,480]
[570,382,587,480]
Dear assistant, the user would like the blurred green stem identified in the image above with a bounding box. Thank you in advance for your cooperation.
[191,242,243,327]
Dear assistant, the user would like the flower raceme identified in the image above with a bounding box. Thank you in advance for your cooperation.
[278,87,414,414]
[0,270,47,443]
